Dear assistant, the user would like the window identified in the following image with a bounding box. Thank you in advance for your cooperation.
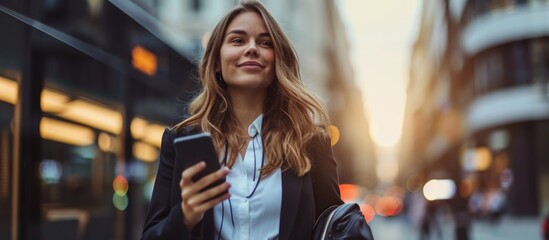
[0,8,27,239]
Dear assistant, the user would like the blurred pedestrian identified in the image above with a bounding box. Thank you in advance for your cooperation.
[419,201,433,240]
[419,201,443,240]
[542,214,549,240]
[453,193,471,240]
[486,188,505,224]
[406,190,426,231]
[141,1,344,239]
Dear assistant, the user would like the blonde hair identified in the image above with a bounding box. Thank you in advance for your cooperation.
[175,0,330,176]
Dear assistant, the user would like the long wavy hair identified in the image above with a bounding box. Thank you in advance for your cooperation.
[175,0,330,176]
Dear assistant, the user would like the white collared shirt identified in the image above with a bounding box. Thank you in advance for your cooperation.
[213,114,282,240]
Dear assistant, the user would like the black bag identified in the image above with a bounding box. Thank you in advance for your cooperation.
[313,203,374,240]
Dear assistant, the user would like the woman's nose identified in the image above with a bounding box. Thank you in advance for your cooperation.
[244,42,258,56]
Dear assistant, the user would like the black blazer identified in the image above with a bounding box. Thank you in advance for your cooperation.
[141,127,343,240]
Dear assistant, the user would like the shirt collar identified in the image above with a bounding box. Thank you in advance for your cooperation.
[247,114,263,138]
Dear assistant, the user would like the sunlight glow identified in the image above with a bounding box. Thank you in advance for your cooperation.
[367,84,406,146]
[340,0,420,147]
[376,159,399,182]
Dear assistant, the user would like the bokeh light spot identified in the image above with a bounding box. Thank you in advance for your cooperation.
[339,184,360,202]
[112,193,128,211]
[360,203,376,223]
[327,124,340,146]
[423,179,456,201]
[113,175,129,196]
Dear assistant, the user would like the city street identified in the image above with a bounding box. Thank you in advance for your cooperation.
[1,0,548,239]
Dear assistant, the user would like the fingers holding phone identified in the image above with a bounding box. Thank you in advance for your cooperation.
[180,161,231,229]
[174,133,230,229]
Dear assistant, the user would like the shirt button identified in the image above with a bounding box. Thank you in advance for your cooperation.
[248,127,257,138]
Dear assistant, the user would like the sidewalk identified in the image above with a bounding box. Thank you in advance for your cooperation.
[471,216,542,240]
[368,215,542,240]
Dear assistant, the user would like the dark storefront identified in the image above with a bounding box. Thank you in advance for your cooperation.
[0,1,198,239]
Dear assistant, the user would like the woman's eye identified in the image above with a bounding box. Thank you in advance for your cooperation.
[260,40,273,47]
[230,38,243,44]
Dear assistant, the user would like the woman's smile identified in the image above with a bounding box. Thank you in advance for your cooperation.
[238,60,265,71]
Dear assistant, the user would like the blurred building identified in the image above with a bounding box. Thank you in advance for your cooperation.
[401,0,549,232]
[0,0,375,240]
[267,0,377,189]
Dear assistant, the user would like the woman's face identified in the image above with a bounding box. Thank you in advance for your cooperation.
[218,11,275,93]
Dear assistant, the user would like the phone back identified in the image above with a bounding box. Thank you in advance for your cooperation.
[173,132,222,182]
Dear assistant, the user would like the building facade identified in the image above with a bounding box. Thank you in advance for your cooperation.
[401,0,549,236]
[0,1,200,239]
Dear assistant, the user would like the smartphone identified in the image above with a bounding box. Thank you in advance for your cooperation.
[173,132,226,192]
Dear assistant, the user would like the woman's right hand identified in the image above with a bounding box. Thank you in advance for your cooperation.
[179,161,231,229]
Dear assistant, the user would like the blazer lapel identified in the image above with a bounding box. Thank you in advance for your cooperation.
[279,169,303,240]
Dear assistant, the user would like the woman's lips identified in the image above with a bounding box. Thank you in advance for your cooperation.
[238,61,264,70]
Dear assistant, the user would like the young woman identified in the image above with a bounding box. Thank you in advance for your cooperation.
[141,1,343,239]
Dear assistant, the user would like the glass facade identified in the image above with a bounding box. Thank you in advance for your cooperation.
[0,1,198,239]
[471,37,549,97]
[0,4,27,238]
[464,0,549,25]
[38,43,127,239]
[463,121,549,217]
